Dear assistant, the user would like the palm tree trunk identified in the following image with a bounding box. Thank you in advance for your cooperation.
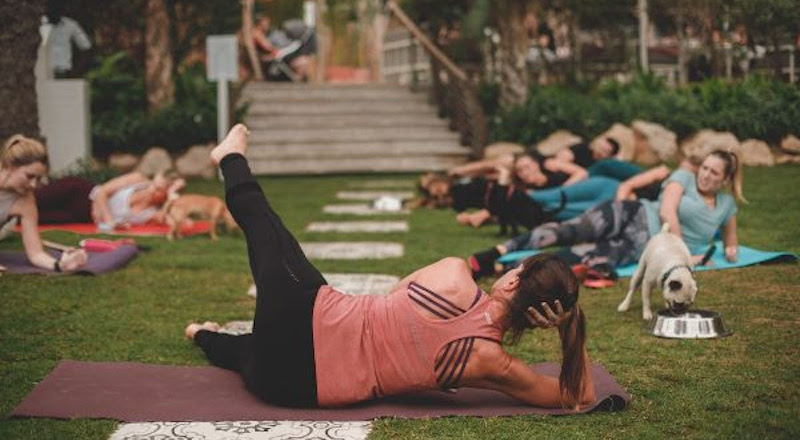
[145,0,174,112]
[0,0,44,140]
[495,1,530,107]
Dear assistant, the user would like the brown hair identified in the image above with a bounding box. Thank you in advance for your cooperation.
[1,135,48,170]
[509,253,586,407]
[708,149,746,203]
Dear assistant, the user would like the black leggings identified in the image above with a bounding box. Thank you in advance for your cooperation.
[194,154,325,407]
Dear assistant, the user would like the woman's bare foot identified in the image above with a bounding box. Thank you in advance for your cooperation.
[210,124,250,165]
[185,321,221,340]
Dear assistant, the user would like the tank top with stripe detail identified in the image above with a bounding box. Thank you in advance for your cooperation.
[312,282,502,407]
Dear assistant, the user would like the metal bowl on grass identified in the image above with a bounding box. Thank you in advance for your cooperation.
[649,309,732,339]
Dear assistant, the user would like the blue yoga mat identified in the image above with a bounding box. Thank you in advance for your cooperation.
[497,241,797,278]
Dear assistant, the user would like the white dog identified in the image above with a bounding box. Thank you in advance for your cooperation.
[617,223,698,320]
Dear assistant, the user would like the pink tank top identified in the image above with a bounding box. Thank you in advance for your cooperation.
[312,282,503,407]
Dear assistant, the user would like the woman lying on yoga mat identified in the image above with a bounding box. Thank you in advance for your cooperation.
[469,149,745,284]
[452,164,671,232]
[185,124,596,409]
[34,169,185,231]
[0,135,86,271]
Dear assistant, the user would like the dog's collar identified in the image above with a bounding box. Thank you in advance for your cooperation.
[660,264,694,287]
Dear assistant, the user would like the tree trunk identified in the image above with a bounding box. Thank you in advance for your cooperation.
[0,0,44,141]
[145,0,174,112]
[676,10,688,86]
[495,1,530,108]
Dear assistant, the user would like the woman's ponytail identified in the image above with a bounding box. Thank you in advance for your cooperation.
[558,304,587,408]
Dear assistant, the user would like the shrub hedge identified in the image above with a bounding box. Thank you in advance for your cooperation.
[489,74,800,147]
[88,52,247,159]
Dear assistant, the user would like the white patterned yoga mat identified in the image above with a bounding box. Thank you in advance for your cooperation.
[323,204,409,215]
[109,420,371,440]
[306,221,408,233]
[300,242,403,259]
[347,179,415,189]
[247,273,400,298]
[335,191,414,201]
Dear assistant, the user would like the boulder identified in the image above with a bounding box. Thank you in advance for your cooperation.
[136,147,174,176]
[632,120,678,165]
[483,142,525,159]
[681,130,741,165]
[780,134,800,154]
[107,153,139,173]
[739,139,775,166]
[775,153,800,165]
[535,130,582,156]
[175,144,216,178]
[591,123,635,161]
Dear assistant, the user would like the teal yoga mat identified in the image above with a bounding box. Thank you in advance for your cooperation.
[497,241,797,278]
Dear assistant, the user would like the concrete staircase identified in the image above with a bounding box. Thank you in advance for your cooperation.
[240,82,471,175]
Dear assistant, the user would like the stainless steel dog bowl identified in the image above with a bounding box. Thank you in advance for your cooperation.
[649,309,732,339]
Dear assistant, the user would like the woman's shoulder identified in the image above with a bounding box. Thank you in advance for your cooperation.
[412,257,478,300]
[668,168,695,183]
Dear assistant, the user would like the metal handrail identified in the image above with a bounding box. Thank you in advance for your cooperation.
[385,1,487,156]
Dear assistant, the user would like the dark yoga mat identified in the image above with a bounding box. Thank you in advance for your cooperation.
[0,245,138,275]
[12,360,630,422]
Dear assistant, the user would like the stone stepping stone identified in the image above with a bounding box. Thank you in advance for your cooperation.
[110,421,371,440]
[335,191,414,201]
[347,179,416,189]
[301,242,403,260]
[220,319,254,335]
[305,221,408,233]
[247,273,400,298]
[323,204,409,216]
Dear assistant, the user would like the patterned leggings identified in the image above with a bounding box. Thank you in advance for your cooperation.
[503,200,651,268]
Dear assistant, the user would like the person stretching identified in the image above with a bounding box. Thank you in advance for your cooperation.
[185,124,596,409]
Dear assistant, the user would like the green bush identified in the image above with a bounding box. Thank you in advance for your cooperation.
[88,52,247,159]
[490,74,800,147]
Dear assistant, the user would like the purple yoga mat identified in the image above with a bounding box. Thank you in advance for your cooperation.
[0,245,138,275]
[12,360,630,422]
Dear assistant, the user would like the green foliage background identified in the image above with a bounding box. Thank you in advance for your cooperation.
[489,75,800,146]
[88,52,247,158]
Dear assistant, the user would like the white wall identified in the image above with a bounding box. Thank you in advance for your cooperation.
[35,23,91,174]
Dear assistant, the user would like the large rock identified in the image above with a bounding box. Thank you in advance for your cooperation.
[483,142,525,159]
[136,147,174,176]
[775,153,800,164]
[681,130,741,165]
[780,134,800,154]
[175,144,216,178]
[739,139,775,166]
[107,153,139,173]
[632,120,677,165]
[535,130,582,156]
[591,123,635,161]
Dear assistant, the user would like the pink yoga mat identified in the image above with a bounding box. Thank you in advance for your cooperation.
[12,360,630,422]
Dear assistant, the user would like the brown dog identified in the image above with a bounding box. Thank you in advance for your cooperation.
[163,194,237,240]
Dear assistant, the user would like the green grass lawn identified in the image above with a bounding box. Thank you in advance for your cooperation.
[1,166,799,439]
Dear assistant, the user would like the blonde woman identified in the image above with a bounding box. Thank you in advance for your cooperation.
[0,135,86,272]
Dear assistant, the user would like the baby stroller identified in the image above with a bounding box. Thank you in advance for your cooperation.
[263,18,316,82]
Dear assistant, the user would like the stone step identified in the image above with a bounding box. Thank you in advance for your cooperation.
[248,127,459,144]
[242,87,428,102]
[248,155,468,175]
[244,113,449,130]
[245,82,411,92]
[247,100,436,116]
[247,140,468,159]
